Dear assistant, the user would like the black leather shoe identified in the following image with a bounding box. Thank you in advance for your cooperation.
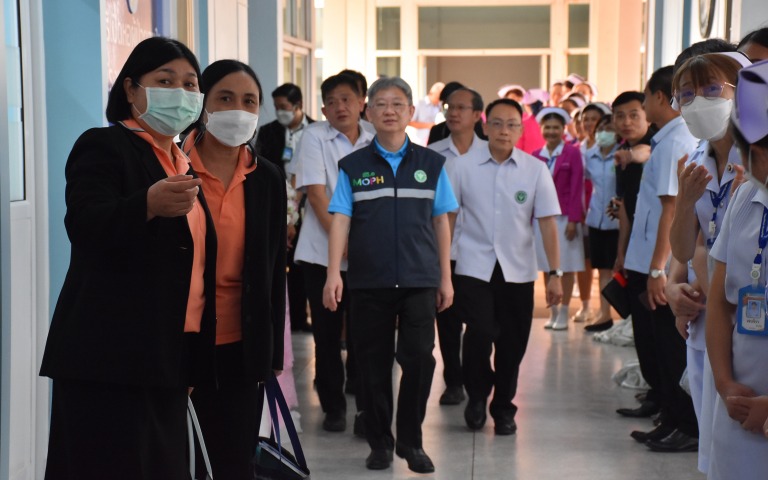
[395,443,435,474]
[616,401,659,418]
[439,386,466,405]
[365,449,393,470]
[646,429,698,452]
[464,399,487,430]
[322,412,346,432]
[630,424,674,443]
[493,415,517,436]
[353,411,366,438]
[584,320,613,332]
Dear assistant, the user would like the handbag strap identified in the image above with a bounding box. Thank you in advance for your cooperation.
[187,397,214,479]
[262,374,308,469]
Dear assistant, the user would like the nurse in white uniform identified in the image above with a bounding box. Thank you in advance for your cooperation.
[667,52,749,474]
[706,58,768,479]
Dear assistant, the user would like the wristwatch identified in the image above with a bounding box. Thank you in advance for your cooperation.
[548,269,564,278]
[650,269,665,279]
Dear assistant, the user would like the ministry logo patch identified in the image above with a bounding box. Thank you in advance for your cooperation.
[414,170,427,183]
[515,191,527,204]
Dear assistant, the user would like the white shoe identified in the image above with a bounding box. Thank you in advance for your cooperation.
[572,307,593,323]
[544,307,557,329]
[552,305,570,330]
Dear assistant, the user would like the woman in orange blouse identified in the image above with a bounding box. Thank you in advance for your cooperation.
[184,60,287,480]
[41,37,217,480]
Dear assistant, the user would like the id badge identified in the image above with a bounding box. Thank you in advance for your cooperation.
[736,284,768,336]
[282,146,293,163]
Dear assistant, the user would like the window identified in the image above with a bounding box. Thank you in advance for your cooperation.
[568,54,589,79]
[376,7,400,50]
[568,4,590,49]
[283,0,313,114]
[5,0,25,201]
[377,57,400,78]
[418,6,550,50]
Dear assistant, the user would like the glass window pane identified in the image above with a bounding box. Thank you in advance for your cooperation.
[377,57,400,78]
[295,52,307,94]
[568,54,589,79]
[5,0,24,201]
[418,6,550,49]
[283,51,292,83]
[296,0,308,41]
[283,0,295,37]
[376,7,400,50]
[568,4,590,48]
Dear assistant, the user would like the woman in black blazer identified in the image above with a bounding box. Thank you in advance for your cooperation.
[40,37,217,480]
[184,60,287,480]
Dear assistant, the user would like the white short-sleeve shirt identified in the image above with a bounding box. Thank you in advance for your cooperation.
[624,116,698,273]
[429,134,488,260]
[293,121,374,267]
[450,144,561,283]
[584,144,619,230]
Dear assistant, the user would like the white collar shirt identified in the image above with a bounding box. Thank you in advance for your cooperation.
[584,144,619,230]
[711,181,768,306]
[283,114,310,175]
[450,144,561,283]
[624,116,698,273]
[429,134,488,260]
[538,141,565,174]
[293,120,374,267]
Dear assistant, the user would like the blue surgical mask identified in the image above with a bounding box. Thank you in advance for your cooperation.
[595,131,617,148]
[133,84,204,136]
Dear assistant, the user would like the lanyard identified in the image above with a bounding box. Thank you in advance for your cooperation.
[547,154,557,172]
[707,180,733,246]
[750,207,768,287]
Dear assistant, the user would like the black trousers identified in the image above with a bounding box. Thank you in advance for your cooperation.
[303,263,348,415]
[46,379,189,480]
[351,287,436,451]
[455,263,534,417]
[435,261,463,388]
[190,342,261,480]
[286,232,309,329]
[627,270,698,436]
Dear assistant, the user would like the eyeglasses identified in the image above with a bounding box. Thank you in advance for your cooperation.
[487,120,522,131]
[446,104,474,113]
[370,102,409,113]
[673,82,735,107]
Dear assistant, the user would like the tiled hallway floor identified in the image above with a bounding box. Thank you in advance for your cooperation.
[288,313,704,480]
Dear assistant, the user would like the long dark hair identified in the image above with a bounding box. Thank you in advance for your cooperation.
[106,37,201,123]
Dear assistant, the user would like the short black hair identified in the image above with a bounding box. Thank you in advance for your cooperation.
[440,81,465,103]
[272,83,302,105]
[485,98,523,118]
[673,38,736,75]
[106,37,201,123]
[321,73,361,102]
[738,27,768,51]
[646,65,674,101]
[338,69,368,96]
[612,91,645,109]
[448,87,483,112]
[540,112,567,126]
[194,59,263,130]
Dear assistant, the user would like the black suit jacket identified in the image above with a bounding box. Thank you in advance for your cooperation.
[240,154,287,381]
[254,116,315,174]
[40,124,218,388]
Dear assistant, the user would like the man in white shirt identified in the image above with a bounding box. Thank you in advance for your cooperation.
[449,98,563,435]
[292,73,374,433]
[409,81,444,146]
[428,87,486,406]
[619,66,699,452]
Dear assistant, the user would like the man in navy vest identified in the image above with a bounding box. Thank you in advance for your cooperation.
[323,76,457,474]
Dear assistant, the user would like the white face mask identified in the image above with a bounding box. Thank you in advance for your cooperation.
[745,147,768,195]
[595,131,617,148]
[205,109,259,147]
[276,109,296,127]
[681,96,732,141]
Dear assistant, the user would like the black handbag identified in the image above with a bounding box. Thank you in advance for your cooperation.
[252,375,310,480]
[601,271,631,319]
